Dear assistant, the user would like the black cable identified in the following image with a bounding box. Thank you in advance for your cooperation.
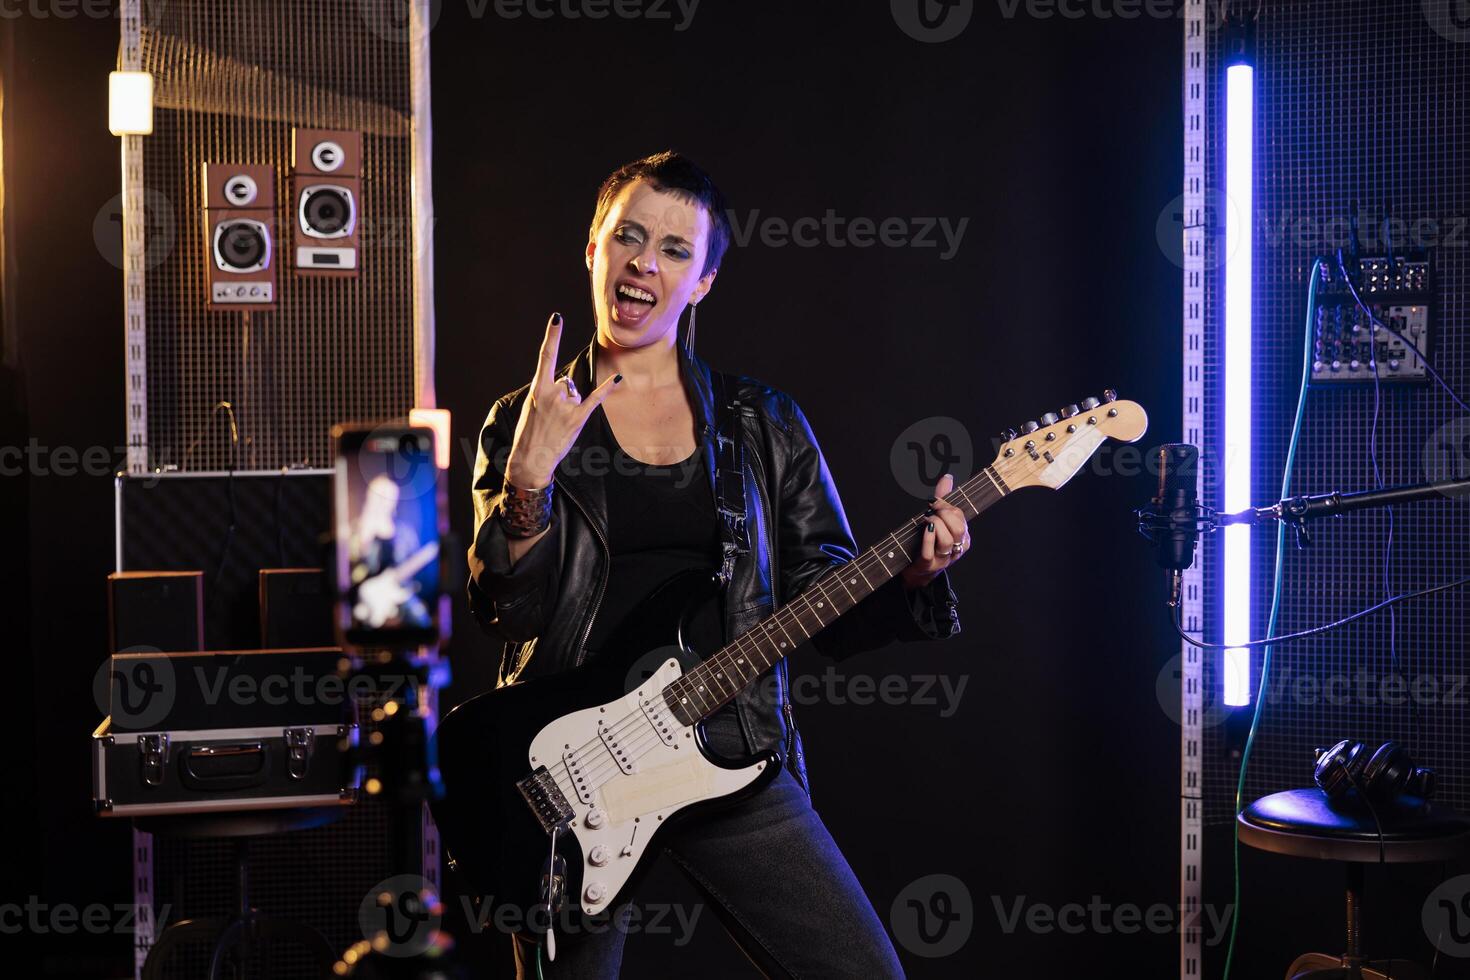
[1432,860,1446,978]
[1360,251,1418,739]
[210,403,241,610]
[1172,574,1470,650]
[1343,760,1388,866]
[274,470,286,569]
[1337,247,1449,752]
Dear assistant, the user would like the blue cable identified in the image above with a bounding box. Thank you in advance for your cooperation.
[1221,258,1320,980]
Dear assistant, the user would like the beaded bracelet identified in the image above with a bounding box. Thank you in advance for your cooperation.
[500,478,554,538]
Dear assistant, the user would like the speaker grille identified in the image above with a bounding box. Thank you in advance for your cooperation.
[134,0,423,472]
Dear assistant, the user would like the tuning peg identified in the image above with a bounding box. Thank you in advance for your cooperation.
[1039,412,1060,426]
[1000,427,1019,442]
[1079,396,1101,410]
[1103,388,1118,403]
[1020,420,1040,435]
[1059,404,1079,419]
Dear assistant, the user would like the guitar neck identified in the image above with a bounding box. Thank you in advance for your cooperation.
[662,465,1010,726]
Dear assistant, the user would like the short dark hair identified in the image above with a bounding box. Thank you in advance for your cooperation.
[589,150,731,278]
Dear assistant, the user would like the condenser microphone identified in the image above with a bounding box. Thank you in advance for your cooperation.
[1137,444,1204,607]
[1152,444,1202,572]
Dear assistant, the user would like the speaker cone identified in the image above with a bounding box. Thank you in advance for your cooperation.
[300,186,356,238]
[214,220,271,272]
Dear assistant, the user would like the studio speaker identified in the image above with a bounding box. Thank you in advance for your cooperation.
[292,128,362,275]
[259,567,335,648]
[202,163,278,309]
[107,570,205,654]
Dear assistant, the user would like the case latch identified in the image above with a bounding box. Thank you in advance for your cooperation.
[285,727,314,780]
[138,734,170,787]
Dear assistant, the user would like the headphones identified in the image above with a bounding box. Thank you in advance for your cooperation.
[1313,739,1436,808]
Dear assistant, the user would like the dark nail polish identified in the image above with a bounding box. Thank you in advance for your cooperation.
[614,373,623,383]
[551,312,563,326]
[923,507,935,516]
[926,522,935,533]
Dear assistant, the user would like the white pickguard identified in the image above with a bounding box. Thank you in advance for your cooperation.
[527,658,767,916]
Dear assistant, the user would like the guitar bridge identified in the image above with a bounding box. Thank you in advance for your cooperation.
[517,766,575,835]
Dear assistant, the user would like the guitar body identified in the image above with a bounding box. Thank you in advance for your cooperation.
[430,568,780,934]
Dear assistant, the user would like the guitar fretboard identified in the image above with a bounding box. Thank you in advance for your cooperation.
[662,466,1009,726]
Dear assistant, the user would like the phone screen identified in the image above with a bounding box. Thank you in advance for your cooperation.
[333,425,441,647]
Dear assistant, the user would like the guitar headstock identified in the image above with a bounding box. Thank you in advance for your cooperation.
[991,390,1148,492]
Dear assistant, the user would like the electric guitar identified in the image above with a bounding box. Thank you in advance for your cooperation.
[353,540,440,628]
[430,393,1147,941]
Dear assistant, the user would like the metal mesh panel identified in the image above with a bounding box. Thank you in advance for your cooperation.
[137,0,418,472]
[1199,0,1470,824]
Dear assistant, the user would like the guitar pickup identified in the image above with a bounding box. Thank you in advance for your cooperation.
[562,748,595,805]
[640,696,680,748]
[598,719,639,775]
[516,766,574,835]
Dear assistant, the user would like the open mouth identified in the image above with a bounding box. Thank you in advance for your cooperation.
[614,281,658,323]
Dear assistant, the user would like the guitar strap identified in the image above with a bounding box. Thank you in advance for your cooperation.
[710,370,751,589]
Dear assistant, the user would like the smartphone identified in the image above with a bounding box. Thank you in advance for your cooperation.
[332,423,441,649]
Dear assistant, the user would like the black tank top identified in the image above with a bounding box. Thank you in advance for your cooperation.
[580,406,745,752]
[582,406,723,658]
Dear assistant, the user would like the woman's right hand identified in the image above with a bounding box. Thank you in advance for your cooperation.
[503,313,621,489]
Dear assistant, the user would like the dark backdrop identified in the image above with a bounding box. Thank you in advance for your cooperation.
[8,2,1184,977]
[431,3,1183,977]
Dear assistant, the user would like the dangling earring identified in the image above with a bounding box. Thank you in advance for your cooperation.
[685,302,698,353]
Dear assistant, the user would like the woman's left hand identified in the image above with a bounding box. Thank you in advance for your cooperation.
[900,473,970,590]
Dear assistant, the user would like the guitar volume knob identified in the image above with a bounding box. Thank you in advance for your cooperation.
[584,808,607,829]
[588,845,610,867]
[584,881,607,904]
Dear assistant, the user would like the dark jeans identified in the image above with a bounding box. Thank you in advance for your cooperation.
[512,711,905,979]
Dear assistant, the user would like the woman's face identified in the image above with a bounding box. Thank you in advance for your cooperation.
[586,179,716,351]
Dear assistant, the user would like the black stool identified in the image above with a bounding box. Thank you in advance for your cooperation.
[1238,788,1470,979]
[138,808,344,980]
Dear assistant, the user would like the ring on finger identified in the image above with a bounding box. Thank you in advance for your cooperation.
[561,376,579,397]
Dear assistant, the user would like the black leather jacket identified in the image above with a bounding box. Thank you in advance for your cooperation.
[467,337,961,790]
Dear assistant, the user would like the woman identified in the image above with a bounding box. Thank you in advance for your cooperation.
[468,151,969,978]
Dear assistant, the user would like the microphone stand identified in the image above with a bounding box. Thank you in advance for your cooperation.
[1138,474,1470,610]
[1216,476,1470,547]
